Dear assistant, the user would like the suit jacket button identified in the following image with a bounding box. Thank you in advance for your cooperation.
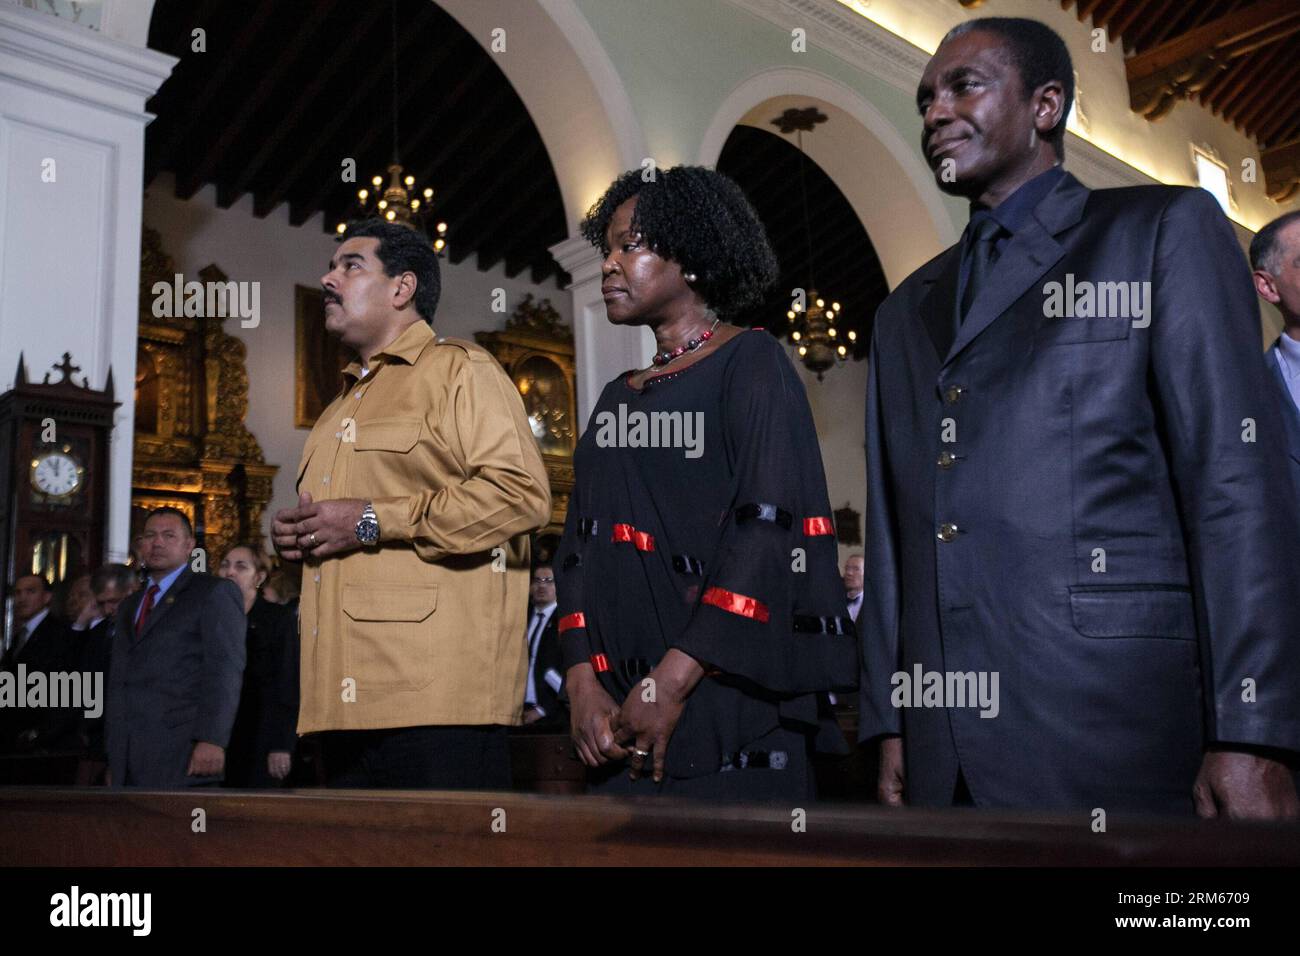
[944,385,965,405]
[937,450,957,469]
[937,523,960,542]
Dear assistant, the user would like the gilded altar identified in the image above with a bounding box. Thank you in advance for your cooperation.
[475,294,575,543]
[132,227,277,562]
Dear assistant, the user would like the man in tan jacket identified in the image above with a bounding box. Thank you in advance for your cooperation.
[272,219,550,789]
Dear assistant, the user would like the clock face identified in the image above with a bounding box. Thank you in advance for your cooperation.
[31,450,83,499]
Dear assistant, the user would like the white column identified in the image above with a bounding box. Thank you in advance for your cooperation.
[550,235,653,435]
[0,3,175,561]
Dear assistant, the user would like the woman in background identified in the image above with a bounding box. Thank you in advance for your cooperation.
[218,544,299,787]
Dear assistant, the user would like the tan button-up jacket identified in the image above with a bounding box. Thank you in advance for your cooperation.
[294,321,550,733]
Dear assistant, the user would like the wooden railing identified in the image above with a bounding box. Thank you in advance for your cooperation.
[3,786,1298,866]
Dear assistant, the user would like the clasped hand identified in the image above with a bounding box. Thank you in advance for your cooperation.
[568,648,704,784]
[271,492,367,561]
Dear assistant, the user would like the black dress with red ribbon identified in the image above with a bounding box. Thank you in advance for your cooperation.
[556,329,858,797]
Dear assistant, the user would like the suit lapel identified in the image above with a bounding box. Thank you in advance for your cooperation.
[944,172,1089,369]
[918,247,961,361]
[138,567,193,642]
[1269,343,1300,464]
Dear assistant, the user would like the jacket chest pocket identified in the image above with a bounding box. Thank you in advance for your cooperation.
[1035,315,1132,347]
[350,417,424,490]
[354,417,422,452]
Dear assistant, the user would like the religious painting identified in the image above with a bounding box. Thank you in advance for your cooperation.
[295,285,353,428]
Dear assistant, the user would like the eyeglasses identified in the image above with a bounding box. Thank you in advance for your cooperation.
[533,576,555,584]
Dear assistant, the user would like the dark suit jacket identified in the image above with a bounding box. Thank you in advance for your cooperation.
[105,568,246,788]
[1267,341,1300,493]
[526,608,565,727]
[0,613,76,752]
[860,173,1300,813]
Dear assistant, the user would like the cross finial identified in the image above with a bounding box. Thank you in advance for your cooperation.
[45,353,82,386]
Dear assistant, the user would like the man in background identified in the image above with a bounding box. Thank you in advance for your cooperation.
[522,564,564,729]
[106,508,245,788]
[1,574,74,754]
[1251,210,1300,492]
[842,553,864,625]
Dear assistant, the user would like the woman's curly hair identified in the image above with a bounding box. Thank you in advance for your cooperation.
[579,165,779,318]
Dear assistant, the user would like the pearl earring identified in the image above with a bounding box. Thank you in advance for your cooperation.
[684,272,697,283]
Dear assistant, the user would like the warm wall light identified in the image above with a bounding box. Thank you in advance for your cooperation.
[1192,145,1234,215]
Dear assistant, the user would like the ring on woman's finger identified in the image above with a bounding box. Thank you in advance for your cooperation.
[309,532,317,545]
[632,748,650,759]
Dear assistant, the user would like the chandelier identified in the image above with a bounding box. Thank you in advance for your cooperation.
[772,107,852,380]
[336,0,447,254]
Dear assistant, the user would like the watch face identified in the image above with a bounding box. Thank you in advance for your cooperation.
[356,518,379,545]
[31,449,83,498]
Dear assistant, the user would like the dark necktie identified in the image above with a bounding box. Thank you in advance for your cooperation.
[527,611,544,659]
[957,215,1004,326]
[135,584,160,639]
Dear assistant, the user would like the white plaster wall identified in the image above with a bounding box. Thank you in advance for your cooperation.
[143,172,571,544]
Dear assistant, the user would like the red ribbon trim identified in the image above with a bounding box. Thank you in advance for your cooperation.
[589,653,611,673]
[612,522,656,552]
[558,612,586,633]
[803,516,834,536]
[701,586,770,623]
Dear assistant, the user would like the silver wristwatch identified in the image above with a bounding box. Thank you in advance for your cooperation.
[355,502,380,546]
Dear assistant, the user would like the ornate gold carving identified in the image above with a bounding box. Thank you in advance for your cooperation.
[133,227,278,560]
[475,301,577,538]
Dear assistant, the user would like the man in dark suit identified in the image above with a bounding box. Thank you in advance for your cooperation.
[1251,211,1300,491]
[860,17,1300,818]
[1,574,75,753]
[69,563,137,767]
[105,508,245,788]
[521,565,565,729]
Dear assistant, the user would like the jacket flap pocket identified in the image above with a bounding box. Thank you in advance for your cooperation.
[1069,586,1194,639]
[354,418,421,453]
[1036,315,1132,347]
[342,583,437,622]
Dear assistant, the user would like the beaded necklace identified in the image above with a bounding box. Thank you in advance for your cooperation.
[651,317,720,367]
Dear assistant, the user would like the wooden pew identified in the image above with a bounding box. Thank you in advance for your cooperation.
[3,787,1298,866]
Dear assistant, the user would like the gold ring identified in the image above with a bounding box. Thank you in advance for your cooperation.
[632,748,650,759]
[309,532,317,545]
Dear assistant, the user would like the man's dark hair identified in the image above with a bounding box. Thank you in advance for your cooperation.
[91,563,136,594]
[944,17,1074,160]
[339,218,442,324]
[13,573,51,592]
[579,165,779,318]
[147,506,194,538]
[1250,210,1300,274]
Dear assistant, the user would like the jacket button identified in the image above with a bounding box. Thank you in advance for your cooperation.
[937,450,958,469]
[944,385,966,405]
[937,523,960,542]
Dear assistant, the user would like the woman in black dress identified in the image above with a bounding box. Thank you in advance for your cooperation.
[217,544,299,788]
[558,166,857,801]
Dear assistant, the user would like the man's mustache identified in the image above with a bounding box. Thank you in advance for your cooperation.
[323,291,342,306]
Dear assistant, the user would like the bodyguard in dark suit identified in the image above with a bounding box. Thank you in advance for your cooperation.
[860,17,1300,818]
[1251,211,1300,492]
[106,508,245,788]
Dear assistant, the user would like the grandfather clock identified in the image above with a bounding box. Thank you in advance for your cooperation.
[0,353,118,588]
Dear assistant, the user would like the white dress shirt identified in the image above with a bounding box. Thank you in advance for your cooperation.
[523,601,557,712]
